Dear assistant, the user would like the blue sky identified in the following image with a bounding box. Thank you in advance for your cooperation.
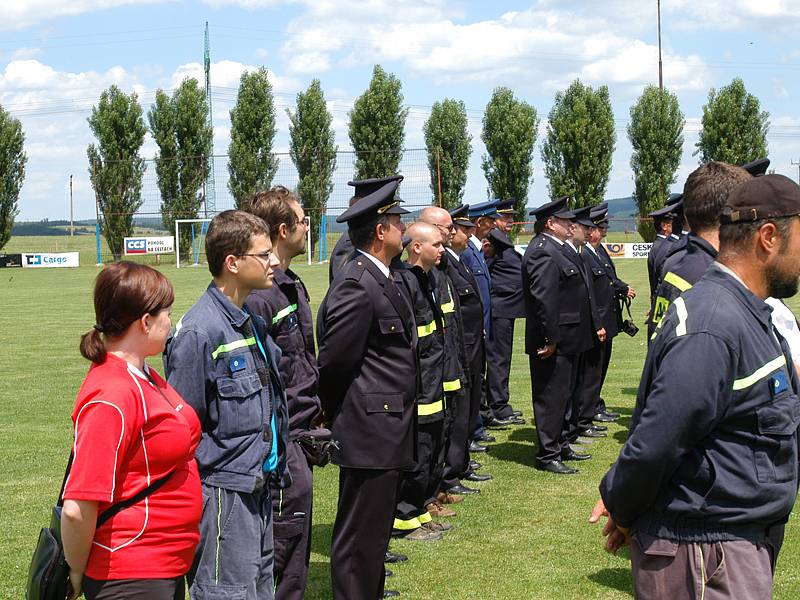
[4,0,800,221]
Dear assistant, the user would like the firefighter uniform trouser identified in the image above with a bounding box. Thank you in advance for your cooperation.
[271,440,313,600]
[394,419,445,530]
[188,482,274,600]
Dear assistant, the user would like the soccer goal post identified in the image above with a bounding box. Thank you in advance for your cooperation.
[175,218,212,268]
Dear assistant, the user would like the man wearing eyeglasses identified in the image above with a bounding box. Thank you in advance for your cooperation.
[244,187,321,600]
[164,210,290,600]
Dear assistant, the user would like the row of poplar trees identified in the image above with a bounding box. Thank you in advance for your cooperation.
[0,67,772,254]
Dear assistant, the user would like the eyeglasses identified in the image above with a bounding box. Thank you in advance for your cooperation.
[435,223,456,233]
[239,250,272,262]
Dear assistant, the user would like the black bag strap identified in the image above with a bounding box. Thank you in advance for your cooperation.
[623,297,634,320]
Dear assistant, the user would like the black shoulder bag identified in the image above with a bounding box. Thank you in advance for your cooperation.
[27,372,177,600]
[619,297,639,337]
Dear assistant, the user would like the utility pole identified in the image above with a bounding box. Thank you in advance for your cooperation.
[657,0,663,89]
[69,174,74,236]
[792,159,800,184]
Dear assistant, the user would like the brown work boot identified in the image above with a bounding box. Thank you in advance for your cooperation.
[426,501,456,518]
[401,526,443,542]
[423,520,452,533]
[436,491,464,504]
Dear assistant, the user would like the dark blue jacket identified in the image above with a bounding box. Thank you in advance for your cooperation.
[488,245,525,319]
[600,264,800,543]
[460,238,492,336]
[164,283,290,493]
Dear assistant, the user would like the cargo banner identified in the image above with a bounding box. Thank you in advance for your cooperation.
[22,252,80,268]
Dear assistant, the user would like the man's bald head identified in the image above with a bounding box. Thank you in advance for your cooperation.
[419,206,454,246]
[406,221,440,244]
[405,221,444,271]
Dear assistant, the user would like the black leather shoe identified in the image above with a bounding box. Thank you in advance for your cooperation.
[385,550,407,563]
[592,423,608,431]
[447,484,480,495]
[468,441,488,453]
[383,590,400,598]
[463,472,492,482]
[580,426,607,438]
[535,459,578,474]
[474,432,496,443]
[469,460,482,471]
[593,411,616,423]
[512,410,523,417]
[561,449,592,461]
[490,416,525,426]
[385,568,393,577]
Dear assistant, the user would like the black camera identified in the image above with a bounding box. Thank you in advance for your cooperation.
[621,319,639,337]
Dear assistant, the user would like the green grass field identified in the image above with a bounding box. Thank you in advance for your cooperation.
[1,236,798,599]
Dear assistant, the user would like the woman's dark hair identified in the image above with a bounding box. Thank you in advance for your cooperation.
[80,262,175,364]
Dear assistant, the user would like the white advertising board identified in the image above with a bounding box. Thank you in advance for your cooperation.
[514,242,651,258]
[124,236,175,255]
[22,252,80,268]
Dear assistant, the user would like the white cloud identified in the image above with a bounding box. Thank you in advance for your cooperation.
[0,0,168,31]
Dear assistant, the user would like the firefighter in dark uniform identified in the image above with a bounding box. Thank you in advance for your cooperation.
[316,175,416,600]
[578,205,633,436]
[328,179,398,283]
[439,205,490,494]
[484,199,526,424]
[393,222,454,540]
[652,162,753,339]
[645,202,679,340]
[592,174,800,599]
[244,187,321,600]
[589,203,632,422]
[522,197,599,474]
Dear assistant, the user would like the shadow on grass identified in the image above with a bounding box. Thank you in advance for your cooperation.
[485,441,537,467]
[311,522,333,558]
[304,560,332,600]
[587,567,633,596]
[507,426,537,443]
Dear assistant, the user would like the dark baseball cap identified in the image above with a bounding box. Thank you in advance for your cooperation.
[721,174,800,223]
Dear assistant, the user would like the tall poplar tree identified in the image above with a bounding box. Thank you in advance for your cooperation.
[424,98,472,210]
[0,105,27,251]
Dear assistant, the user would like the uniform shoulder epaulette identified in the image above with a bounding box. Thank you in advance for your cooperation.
[344,256,369,281]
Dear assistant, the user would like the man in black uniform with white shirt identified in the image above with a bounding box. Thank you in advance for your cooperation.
[317,175,416,600]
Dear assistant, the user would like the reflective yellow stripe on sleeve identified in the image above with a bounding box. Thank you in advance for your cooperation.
[211,337,257,359]
[664,271,693,292]
[443,378,461,392]
[732,356,786,391]
[417,321,437,338]
[440,299,455,314]
[417,398,444,416]
[272,303,298,325]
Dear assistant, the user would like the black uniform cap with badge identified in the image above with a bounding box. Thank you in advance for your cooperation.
[337,174,409,226]
[487,228,515,251]
[450,203,476,228]
[648,200,679,223]
[572,205,596,228]
[720,174,800,224]
[528,195,576,220]
[495,199,516,216]
[590,202,610,227]
[741,157,770,178]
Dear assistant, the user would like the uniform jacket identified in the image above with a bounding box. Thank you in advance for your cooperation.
[431,260,466,394]
[649,234,717,337]
[647,235,673,301]
[487,245,526,319]
[317,254,418,469]
[596,243,630,329]
[521,234,595,357]
[164,283,290,493]
[582,245,622,338]
[328,232,354,283]
[247,268,321,436]
[460,239,492,335]
[444,249,484,352]
[397,264,446,424]
[600,264,800,542]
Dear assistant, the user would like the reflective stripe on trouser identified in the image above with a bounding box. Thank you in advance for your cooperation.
[395,420,446,525]
[189,483,274,600]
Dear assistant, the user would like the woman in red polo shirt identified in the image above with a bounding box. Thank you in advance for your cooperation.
[61,262,202,600]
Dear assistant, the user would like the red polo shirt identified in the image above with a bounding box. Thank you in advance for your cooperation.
[63,354,202,580]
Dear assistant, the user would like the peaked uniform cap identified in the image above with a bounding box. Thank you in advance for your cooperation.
[573,206,595,227]
[589,202,609,219]
[449,203,475,227]
[337,175,408,224]
[488,228,514,250]
[741,158,770,177]
[529,196,576,221]
[495,199,515,214]
[468,200,500,220]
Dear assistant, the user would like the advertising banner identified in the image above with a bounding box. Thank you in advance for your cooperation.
[22,252,80,268]
[0,254,23,268]
[124,236,175,255]
[514,242,651,258]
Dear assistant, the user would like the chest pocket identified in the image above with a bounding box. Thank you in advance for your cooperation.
[216,373,264,439]
[754,387,800,483]
[591,266,606,279]
[378,317,404,335]
[458,285,476,299]
[561,265,579,280]
[275,312,302,351]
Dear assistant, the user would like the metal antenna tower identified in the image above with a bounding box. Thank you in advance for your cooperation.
[204,21,216,215]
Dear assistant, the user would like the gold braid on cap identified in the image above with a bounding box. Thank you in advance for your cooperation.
[376,200,400,214]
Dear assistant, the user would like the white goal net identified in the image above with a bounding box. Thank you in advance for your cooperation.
[175,218,212,268]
